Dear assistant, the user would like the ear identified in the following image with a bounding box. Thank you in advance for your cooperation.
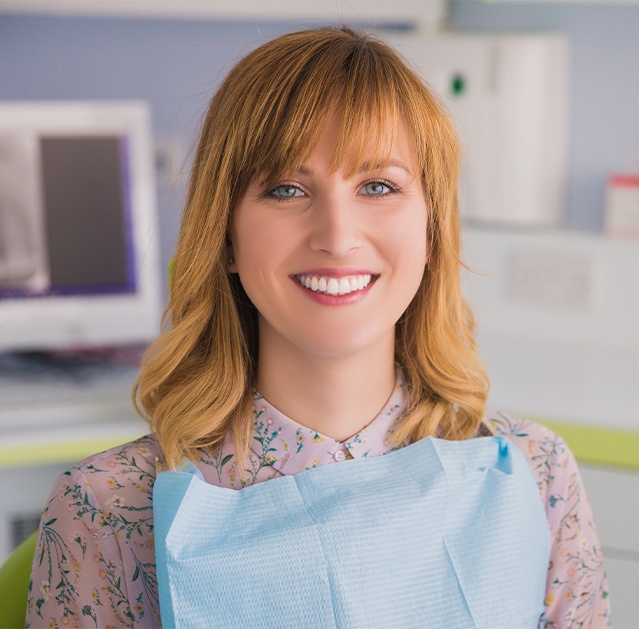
[227,244,238,273]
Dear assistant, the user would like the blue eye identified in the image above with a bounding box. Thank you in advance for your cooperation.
[362,181,393,196]
[270,184,304,199]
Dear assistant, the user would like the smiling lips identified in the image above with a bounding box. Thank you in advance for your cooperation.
[296,273,374,296]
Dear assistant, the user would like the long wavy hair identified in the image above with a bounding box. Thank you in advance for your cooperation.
[133,26,489,470]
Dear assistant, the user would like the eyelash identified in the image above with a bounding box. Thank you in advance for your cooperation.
[265,179,402,201]
[362,179,402,197]
[265,182,305,202]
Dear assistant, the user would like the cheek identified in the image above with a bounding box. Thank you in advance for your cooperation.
[390,204,428,266]
[230,212,297,305]
[231,211,257,257]
[394,208,429,304]
[231,210,271,277]
[411,203,429,263]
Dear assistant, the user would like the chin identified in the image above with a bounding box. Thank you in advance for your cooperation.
[294,328,393,361]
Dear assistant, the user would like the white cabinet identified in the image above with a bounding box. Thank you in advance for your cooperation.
[385,31,569,226]
[580,465,639,628]
[461,227,639,432]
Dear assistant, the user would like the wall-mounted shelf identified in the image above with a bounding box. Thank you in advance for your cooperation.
[0,0,446,26]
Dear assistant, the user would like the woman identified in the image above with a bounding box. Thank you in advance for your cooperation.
[27,26,609,628]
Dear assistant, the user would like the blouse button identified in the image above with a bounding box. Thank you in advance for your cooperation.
[333,449,347,462]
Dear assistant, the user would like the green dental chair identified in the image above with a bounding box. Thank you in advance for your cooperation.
[0,532,37,628]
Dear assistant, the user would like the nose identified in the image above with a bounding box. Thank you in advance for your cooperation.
[308,193,361,257]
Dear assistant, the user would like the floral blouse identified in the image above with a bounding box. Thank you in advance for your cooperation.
[26,379,610,628]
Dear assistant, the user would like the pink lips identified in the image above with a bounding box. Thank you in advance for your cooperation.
[291,267,376,278]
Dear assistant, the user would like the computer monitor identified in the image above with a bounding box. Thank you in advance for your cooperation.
[0,101,163,351]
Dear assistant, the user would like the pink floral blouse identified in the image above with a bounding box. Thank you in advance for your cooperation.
[26,379,610,628]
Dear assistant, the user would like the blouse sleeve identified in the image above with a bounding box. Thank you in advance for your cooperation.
[491,414,611,628]
[26,467,136,629]
[538,433,611,628]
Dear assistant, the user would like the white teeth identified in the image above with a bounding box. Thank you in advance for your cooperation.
[297,274,373,296]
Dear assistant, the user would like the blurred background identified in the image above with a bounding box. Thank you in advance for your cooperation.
[0,1,638,625]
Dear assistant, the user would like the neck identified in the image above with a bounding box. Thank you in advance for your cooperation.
[256,335,396,442]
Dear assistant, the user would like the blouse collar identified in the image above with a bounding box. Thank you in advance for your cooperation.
[249,373,407,476]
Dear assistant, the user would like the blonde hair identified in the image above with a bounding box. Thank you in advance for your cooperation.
[133,26,489,470]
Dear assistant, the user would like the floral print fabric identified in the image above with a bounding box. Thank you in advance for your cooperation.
[26,381,610,628]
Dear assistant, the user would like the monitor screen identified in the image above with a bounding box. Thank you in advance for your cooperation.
[0,101,163,351]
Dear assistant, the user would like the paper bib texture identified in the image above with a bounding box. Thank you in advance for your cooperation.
[154,436,550,629]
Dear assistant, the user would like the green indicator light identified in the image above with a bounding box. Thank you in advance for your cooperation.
[451,73,466,96]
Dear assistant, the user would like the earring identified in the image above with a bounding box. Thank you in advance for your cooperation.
[227,254,235,265]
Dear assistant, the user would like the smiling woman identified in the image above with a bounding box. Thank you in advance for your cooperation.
[26,26,610,629]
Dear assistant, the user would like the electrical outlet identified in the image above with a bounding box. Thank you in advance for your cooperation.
[508,249,596,309]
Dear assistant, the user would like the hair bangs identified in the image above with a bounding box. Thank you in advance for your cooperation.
[331,45,402,178]
[232,37,348,187]
[233,29,406,188]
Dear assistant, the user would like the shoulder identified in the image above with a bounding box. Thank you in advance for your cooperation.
[484,409,558,443]
[72,432,162,478]
[29,435,163,627]
[51,433,162,514]
[483,410,576,506]
[38,434,162,560]
[484,409,569,460]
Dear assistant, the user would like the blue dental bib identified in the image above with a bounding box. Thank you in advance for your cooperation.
[153,436,550,628]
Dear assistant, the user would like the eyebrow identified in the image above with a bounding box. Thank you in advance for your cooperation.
[358,159,413,175]
[295,159,413,177]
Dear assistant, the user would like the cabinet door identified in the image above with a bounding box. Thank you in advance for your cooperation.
[580,465,639,627]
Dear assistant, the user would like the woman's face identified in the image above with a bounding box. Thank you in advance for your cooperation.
[230,116,428,362]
